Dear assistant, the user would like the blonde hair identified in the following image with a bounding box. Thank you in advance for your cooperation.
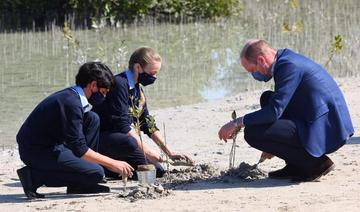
[128,47,162,70]
[240,39,273,64]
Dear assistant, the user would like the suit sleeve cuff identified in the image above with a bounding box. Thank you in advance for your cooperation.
[242,114,247,126]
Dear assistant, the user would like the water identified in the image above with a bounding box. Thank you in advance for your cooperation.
[1,0,359,146]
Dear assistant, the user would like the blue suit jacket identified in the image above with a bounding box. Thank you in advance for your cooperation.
[243,49,354,156]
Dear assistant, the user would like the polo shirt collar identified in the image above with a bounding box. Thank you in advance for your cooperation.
[125,69,136,90]
[71,85,92,112]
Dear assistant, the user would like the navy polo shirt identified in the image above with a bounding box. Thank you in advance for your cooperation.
[92,70,157,136]
[17,88,89,157]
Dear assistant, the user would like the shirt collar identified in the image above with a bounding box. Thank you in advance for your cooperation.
[70,85,92,112]
[125,69,136,90]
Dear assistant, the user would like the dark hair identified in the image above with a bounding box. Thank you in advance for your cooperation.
[128,47,162,70]
[75,62,115,89]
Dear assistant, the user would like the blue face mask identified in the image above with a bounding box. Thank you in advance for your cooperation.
[251,71,272,82]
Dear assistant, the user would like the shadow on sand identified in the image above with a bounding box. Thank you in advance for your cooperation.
[160,175,299,191]
[0,191,107,204]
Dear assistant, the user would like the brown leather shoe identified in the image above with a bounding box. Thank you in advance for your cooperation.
[268,164,303,179]
[292,156,335,182]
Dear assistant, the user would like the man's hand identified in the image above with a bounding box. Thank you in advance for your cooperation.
[108,160,134,178]
[260,152,274,160]
[218,117,243,142]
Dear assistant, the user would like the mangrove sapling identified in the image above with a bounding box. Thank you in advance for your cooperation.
[229,110,241,169]
[125,94,146,190]
[122,173,128,192]
[128,95,158,187]
[146,116,193,172]
[62,22,80,49]
[324,35,343,68]
[128,95,148,165]
[161,123,171,180]
[146,116,176,171]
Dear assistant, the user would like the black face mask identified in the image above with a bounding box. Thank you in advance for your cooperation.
[138,72,157,86]
[89,92,106,106]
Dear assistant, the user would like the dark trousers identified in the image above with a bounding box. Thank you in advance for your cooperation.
[244,91,324,169]
[18,111,104,188]
[99,131,165,178]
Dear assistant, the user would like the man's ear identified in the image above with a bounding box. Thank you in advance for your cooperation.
[257,55,266,66]
[134,63,142,73]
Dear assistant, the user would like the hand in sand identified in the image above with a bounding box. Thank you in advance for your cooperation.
[109,160,134,178]
[170,153,194,164]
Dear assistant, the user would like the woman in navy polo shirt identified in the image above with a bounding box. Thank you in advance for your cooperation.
[92,47,193,178]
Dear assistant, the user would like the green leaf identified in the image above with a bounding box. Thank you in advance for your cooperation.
[332,35,343,53]
[136,108,143,117]
[282,22,291,32]
[294,20,304,32]
[145,114,157,134]
[231,110,237,120]
[290,0,297,9]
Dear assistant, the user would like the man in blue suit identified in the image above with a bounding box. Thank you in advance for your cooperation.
[218,39,354,182]
[17,62,134,199]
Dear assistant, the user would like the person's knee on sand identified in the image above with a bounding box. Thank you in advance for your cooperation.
[16,62,134,199]
[82,163,105,185]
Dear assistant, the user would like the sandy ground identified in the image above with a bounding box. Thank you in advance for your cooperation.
[1,78,360,211]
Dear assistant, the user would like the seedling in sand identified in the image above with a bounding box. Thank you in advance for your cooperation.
[129,95,148,164]
[229,110,241,169]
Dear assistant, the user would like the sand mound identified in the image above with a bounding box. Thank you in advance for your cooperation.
[220,162,267,182]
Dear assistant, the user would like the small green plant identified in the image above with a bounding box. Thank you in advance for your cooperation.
[270,83,275,91]
[62,22,86,85]
[290,0,297,9]
[229,110,241,169]
[282,0,303,33]
[324,35,343,68]
[145,115,157,134]
[282,20,304,33]
[63,22,80,49]
[128,95,148,164]
[162,123,171,181]
[146,115,171,179]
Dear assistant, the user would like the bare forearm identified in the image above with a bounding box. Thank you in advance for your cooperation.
[81,148,115,169]
[151,130,194,163]
[151,130,172,156]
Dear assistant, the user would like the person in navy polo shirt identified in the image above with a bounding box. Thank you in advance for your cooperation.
[16,62,134,199]
[91,47,193,178]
